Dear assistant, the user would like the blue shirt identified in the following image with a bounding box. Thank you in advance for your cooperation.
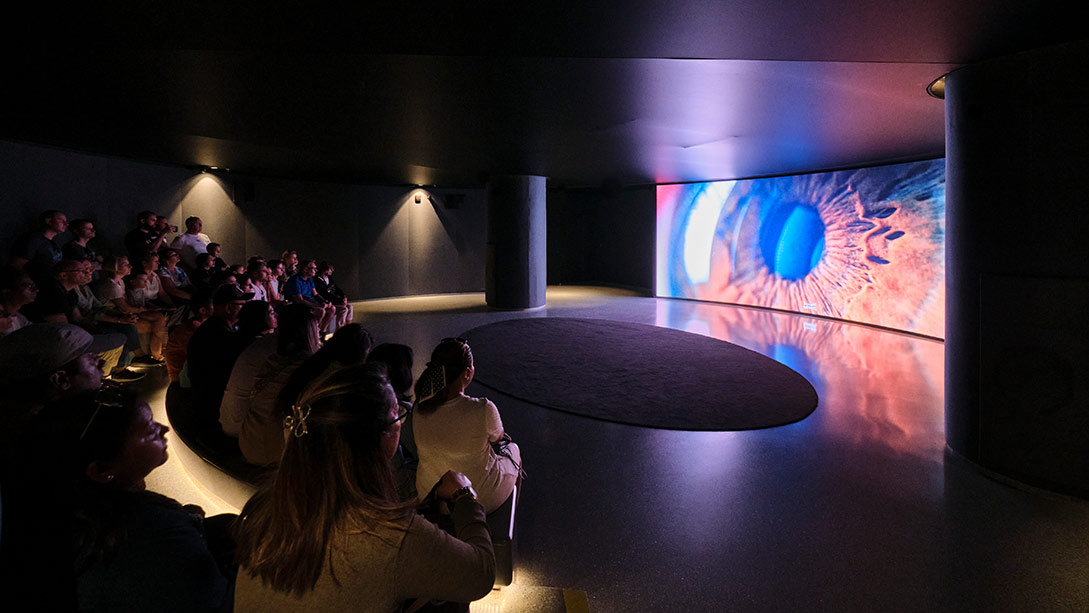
[283,275,316,300]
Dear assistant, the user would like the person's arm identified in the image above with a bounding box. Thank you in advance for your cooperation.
[110,294,149,315]
[484,399,505,443]
[149,231,170,254]
[266,280,282,302]
[152,279,175,307]
[159,271,191,301]
[396,472,495,603]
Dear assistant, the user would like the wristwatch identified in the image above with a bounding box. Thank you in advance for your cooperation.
[449,485,478,506]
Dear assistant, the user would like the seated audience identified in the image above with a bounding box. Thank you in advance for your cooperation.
[163,290,213,385]
[233,363,494,610]
[40,388,234,612]
[191,253,216,290]
[170,216,211,271]
[276,323,373,418]
[96,256,168,367]
[278,249,298,284]
[157,247,193,303]
[238,274,256,298]
[220,303,312,437]
[0,322,113,608]
[22,258,128,380]
[10,210,67,282]
[211,269,238,289]
[61,218,103,273]
[0,267,37,336]
[0,323,108,439]
[187,284,253,423]
[137,252,173,307]
[368,342,418,499]
[413,338,522,513]
[237,299,277,345]
[153,215,179,242]
[314,260,353,332]
[283,259,335,332]
[124,211,173,264]
[225,305,320,465]
[266,259,286,305]
[123,271,152,308]
[207,242,228,273]
[246,260,270,302]
[69,260,150,369]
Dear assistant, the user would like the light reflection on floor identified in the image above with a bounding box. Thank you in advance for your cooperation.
[152,287,1089,611]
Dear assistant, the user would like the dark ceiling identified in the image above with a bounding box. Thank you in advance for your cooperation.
[1,1,1081,188]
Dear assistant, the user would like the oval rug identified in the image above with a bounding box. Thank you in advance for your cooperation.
[459,317,818,431]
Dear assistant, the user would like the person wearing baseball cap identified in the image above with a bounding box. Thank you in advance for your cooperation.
[0,323,113,439]
[187,284,254,423]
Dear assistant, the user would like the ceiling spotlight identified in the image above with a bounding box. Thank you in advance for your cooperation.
[926,75,946,100]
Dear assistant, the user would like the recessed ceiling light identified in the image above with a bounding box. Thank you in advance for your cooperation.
[927,75,946,100]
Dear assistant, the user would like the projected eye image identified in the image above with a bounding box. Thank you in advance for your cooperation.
[656,159,945,338]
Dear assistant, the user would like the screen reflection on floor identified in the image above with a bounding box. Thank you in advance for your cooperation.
[655,299,944,458]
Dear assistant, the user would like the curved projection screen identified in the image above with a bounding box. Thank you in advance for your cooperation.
[656,159,945,338]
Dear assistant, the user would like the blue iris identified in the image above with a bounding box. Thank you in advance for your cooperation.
[759,202,825,280]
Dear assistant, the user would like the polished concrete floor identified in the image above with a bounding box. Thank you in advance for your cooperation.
[149,287,1089,612]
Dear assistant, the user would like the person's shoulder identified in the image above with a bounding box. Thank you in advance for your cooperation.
[61,241,85,256]
[460,395,495,410]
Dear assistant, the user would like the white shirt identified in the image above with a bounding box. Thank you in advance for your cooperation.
[219,335,278,436]
[413,394,517,512]
[170,232,212,270]
[249,281,269,303]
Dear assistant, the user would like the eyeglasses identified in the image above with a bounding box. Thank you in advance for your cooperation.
[386,404,411,428]
[80,384,124,441]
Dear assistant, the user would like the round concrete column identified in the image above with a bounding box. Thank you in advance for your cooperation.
[486,175,547,309]
[945,41,1089,496]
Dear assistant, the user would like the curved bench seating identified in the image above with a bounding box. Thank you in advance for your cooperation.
[164,383,269,486]
[164,382,517,586]
[487,485,518,587]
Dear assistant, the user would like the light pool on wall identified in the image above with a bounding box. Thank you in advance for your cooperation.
[657,159,946,338]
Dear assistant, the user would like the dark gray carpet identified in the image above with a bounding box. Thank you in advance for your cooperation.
[461,317,818,431]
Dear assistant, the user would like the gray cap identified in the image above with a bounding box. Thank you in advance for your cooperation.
[0,323,114,384]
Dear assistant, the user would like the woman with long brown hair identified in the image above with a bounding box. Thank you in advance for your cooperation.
[233,363,495,609]
[412,337,522,513]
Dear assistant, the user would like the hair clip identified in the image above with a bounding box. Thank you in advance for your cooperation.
[415,363,447,404]
[284,403,312,438]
